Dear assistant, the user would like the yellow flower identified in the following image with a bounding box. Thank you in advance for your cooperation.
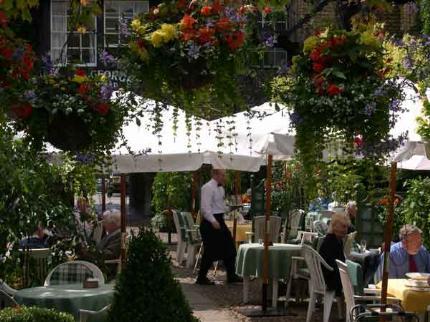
[150,30,166,48]
[72,75,87,83]
[160,24,177,42]
[130,42,149,62]
[360,31,380,48]
[131,19,142,32]
[76,25,87,33]
[100,74,108,82]
[303,36,319,54]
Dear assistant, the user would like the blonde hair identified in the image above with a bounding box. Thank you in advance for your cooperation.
[328,213,350,233]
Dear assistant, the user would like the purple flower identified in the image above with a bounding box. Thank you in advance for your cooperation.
[277,62,289,75]
[373,86,386,97]
[100,85,113,100]
[364,102,376,116]
[186,43,200,61]
[41,54,55,74]
[389,99,401,112]
[224,7,244,23]
[24,90,37,103]
[99,50,117,67]
[12,48,24,61]
[75,153,95,164]
[403,56,413,69]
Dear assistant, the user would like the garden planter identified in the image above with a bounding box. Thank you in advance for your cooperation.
[176,60,213,91]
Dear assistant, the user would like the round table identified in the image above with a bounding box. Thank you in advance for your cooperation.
[14,283,114,320]
[235,243,302,307]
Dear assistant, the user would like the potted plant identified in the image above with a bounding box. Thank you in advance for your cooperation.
[10,66,127,153]
[276,25,406,177]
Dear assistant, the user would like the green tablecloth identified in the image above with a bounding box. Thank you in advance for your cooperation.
[236,243,302,278]
[14,283,114,321]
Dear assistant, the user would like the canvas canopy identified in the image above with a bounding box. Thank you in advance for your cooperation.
[110,99,294,173]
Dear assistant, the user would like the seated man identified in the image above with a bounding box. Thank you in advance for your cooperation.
[383,224,430,278]
[319,213,349,295]
[97,210,121,260]
[19,225,50,249]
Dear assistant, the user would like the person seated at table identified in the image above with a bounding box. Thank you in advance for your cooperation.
[97,210,121,260]
[241,188,251,204]
[19,224,51,249]
[319,213,349,295]
[308,189,331,212]
[381,224,430,278]
[345,201,357,233]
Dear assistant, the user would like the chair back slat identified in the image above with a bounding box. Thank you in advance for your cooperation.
[336,259,356,317]
[182,212,201,244]
[172,210,187,242]
[286,209,305,240]
[253,216,281,243]
[92,221,104,244]
[302,244,329,294]
[346,260,364,295]
[44,260,105,286]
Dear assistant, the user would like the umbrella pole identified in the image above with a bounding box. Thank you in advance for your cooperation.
[233,171,240,243]
[380,162,397,308]
[120,174,127,270]
[101,176,106,213]
[262,154,273,312]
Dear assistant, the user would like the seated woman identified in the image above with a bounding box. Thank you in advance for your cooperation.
[318,213,349,295]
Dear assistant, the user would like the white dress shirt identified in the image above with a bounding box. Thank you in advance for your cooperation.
[200,178,229,224]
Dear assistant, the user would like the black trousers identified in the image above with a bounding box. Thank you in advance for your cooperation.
[198,213,237,279]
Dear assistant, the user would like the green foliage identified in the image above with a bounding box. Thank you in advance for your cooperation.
[397,177,430,249]
[0,0,39,22]
[108,228,198,322]
[419,0,430,34]
[152,172,192,214]
[0,306,74,322]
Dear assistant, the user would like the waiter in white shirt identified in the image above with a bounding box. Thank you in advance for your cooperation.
[196,169,242,285]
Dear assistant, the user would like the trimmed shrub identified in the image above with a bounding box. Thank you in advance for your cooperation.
[108,228,198,322]
[0,306,74,322]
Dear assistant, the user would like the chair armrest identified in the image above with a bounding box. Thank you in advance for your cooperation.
[353,295,400,302]
[291,256,305,261]
[105,259,120,264]
[364,288,380,295]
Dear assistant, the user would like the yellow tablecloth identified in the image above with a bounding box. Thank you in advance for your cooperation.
[225,221,252,243]
[377,279,430,313]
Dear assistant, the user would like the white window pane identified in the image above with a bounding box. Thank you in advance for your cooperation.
[51,32,66,48]
[106,18,119,32]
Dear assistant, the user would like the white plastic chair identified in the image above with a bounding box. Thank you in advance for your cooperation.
[79,304,111,322]
[250,216,282,243]
[0,290,17,309]
[0,279,17,296]
[336,260,399,322]
[281,209,305,243]
[44,260,105,286]
[302,244,342,322]
[172,210,187,265]
[181,212,202,268]
[312,220,328,236]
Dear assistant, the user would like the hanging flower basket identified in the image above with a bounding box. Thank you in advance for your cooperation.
[123,0,259,113]
[11,67,126,153]
[277,26,405,172]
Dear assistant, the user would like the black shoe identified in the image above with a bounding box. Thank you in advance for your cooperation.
[195,277,215,285]
[227,275,243,283]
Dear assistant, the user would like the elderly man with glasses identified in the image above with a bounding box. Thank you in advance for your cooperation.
[384,224,430,278]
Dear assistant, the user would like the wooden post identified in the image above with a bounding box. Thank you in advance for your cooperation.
[380,162,397,309]
[262,154,273,312]
[101,176,106,213]
[120,174,127,269]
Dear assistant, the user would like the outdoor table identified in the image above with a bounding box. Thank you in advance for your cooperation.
[376,279,430,313]
[225,221,252,245]
[235,243,302,307]
[14,283,114,321]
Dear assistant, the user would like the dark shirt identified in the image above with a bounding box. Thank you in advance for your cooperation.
[319,233,345,295]
[19,235,50,249]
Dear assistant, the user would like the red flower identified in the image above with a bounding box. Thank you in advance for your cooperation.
[94,102,110,116]
[182,29,197,41]
[225,31,245,51]
[78,83,90,95]
[198,27,215,45]
[312,75,325,88]
[11,102,33,119]
[212,0,222,14]
[0,47,13,60]
[327,83,343,96]
[328,36,346,48]
[200,6,212,16]
[309,48,321,62]
[263,6,272,15]
[215,18,231,32]
[312,62,325,73]
[0,10,7,28]
[176,0,187,9]
[180,14,197,30]
[75,69,86,77]
[354,135,363,148]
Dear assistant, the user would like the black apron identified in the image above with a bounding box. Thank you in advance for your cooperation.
[200,213,236,261]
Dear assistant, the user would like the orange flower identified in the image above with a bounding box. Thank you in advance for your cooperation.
[180,14,197,30]
[177,0,187,9]
[181,29,197,41]
[327,83,343,96]
[216,17,231,32]
[198,27,215,45]
[200,6,212,16]
[78,83,90,95]
[263,6,272,15]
